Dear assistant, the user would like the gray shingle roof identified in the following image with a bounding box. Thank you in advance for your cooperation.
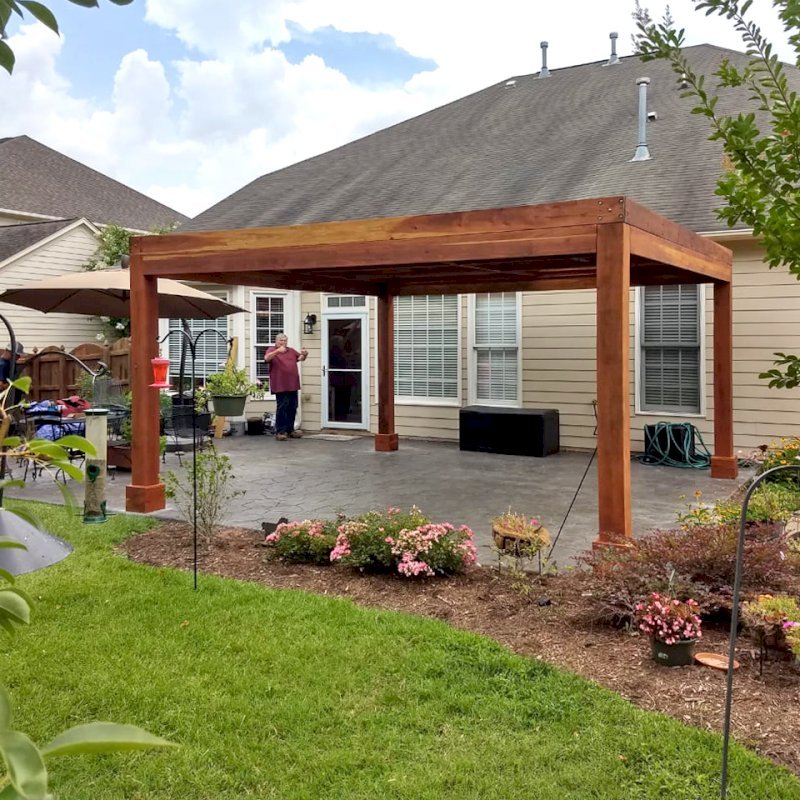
[0,218,77,264]
[0,136,189,230]
[187,44,793,234]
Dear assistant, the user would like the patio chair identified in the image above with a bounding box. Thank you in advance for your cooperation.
[22,408,85,482]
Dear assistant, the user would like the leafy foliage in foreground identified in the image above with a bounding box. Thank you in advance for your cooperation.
[632,1,800,386]
[0,1,133,74]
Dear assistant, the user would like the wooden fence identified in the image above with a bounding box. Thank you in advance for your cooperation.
[17,339,131,402]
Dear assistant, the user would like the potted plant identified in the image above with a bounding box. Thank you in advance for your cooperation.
[635,592,702,667]
[205,365,254,417]
[741,594,800,652]
[490,509,550,555]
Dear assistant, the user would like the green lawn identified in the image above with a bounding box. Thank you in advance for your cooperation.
[0,502,797,800]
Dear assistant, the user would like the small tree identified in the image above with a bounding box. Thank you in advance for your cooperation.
[632,1,800,387]
[0,0,133,74]
[164,448,244,545]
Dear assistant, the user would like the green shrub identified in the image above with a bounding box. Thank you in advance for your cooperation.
[164,447,243,543]
[678,484,800,528]
[264,520,338,565]
[757,437,800,485]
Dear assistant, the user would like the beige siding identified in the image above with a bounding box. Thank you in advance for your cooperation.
[220,240,800,450]
[0,224,103,350]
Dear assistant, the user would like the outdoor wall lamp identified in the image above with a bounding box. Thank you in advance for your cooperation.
[303,314,317,335]
[150,356,172,389]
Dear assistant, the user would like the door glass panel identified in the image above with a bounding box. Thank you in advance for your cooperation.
[327,317,363,424]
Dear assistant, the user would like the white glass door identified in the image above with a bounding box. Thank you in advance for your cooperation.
[322,313,368,429]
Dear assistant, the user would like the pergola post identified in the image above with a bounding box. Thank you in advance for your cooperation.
[593,223,633,547]
[711,280,738,479]
[375,287,398,452]
[125,243,165,512]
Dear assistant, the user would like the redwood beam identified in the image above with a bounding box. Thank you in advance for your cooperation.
[136,200,620,256]
[140,232,597,277]
[593,223,633,547]
[126,242,165,513]
[375,287,398,452]
[711,281,738,479]
[628,227,731,283]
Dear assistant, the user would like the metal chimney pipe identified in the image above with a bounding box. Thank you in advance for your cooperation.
[630,77,652,161]
[538,41,551,78]
[607,32,620,65]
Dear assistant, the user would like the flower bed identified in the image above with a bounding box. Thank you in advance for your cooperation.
[264,506,477,577]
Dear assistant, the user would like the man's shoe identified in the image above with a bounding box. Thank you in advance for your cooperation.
[289,430,303,439]
[276,432,288,441]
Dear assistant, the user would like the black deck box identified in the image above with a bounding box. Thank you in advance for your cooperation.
[459,406,559,457]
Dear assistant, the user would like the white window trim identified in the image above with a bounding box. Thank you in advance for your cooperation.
[633,284,707,418]
[466,292,523,408]
[389,294,463,407]
[249,289,299,389]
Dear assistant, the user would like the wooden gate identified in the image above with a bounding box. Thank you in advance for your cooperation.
[17,339,131,402]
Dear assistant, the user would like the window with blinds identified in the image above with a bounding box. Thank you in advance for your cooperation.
[253,295,285,386]
[473,292,520,405]
[167,317,229,383]
[394,295,459,401]
[640,284,702,414]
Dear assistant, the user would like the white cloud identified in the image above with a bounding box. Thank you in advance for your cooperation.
[0,1,793,218]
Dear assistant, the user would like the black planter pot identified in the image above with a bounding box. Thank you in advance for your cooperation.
[650,637,697,667]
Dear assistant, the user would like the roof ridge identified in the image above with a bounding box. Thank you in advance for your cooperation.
[0,217,78,229]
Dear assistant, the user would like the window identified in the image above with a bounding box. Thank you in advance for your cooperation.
[639,284,702,414]
[472,292,520,405]
[253,295,285,386]
[167,317,229,383]
[394,295,459,401]
[327,295,366,308]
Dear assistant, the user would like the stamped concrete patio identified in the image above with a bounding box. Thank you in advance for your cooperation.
[7,434,745,566]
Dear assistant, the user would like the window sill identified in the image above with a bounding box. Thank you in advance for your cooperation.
[635,410,706,419]
[395,398,461,408]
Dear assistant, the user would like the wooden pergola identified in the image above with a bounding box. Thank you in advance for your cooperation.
[126,196,737,547]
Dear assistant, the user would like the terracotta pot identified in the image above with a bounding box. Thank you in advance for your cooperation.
[651,637,697,667]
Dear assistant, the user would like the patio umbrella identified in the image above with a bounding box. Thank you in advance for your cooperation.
[0,268,244,319]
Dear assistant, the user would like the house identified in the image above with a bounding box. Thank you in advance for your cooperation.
[0,135,187,351]
[178,43,800,454]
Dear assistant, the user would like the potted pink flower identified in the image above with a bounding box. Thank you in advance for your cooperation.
[635,592,702,667]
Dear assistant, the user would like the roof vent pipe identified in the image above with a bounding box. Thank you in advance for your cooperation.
[630,77,652,161]
[607,32,620,65]
[538,41,551,78]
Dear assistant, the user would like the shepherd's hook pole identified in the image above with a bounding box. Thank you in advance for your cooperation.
[720,464,800,798]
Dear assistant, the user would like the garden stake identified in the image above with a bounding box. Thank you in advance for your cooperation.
[546,447,596,562]
[720,464,800,799]
[157,327,232,591]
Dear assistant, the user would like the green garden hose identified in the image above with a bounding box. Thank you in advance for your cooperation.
[637,422,711,469]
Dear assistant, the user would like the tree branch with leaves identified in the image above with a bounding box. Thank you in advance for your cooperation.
[0,0,133,74]
[632,0,800,387]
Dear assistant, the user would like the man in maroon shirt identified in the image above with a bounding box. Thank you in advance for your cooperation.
[264,333,308,440]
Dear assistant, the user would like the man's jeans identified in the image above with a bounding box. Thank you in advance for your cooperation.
[275,391,298,434]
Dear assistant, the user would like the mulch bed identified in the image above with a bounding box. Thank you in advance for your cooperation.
[121,523,800,776]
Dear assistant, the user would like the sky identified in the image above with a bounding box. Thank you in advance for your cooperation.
[1,0,793,219]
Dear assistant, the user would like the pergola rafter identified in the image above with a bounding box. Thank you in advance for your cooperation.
[127,195,736,547]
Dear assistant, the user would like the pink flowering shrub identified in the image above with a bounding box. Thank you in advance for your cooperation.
[330,507,429,572]
[635,592,702,644]
[263,519,338,564]
[388,523,478,577]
